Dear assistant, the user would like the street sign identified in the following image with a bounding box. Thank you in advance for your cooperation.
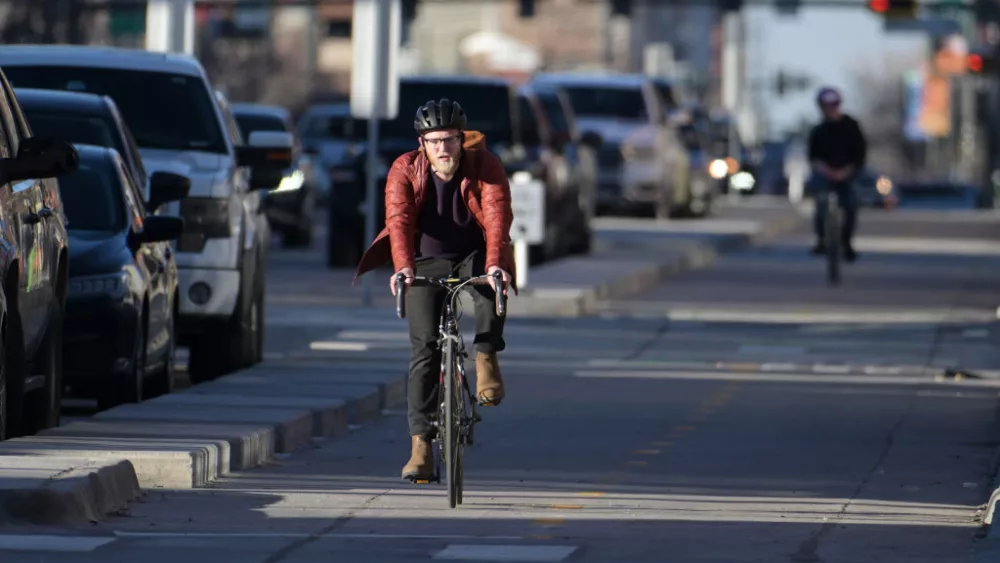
[350,0,401,120]
[509,175,545,244]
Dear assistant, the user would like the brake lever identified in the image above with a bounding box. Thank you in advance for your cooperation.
[395,273,407,319]
[492,270,506,317]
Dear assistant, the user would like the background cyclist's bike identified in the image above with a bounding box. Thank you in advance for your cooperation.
[394,270,507,508]
[824,189,841,286]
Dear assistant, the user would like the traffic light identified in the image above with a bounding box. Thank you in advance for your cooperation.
[519,0,534,18]
[774,0,801,16]
[402,0,418,21]
[719,0,743,12]
[611,0,632,16]
[868,0,918,19]
[967,51,997,74]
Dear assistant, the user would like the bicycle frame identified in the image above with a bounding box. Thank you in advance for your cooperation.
[394,270,506,507]
[436,292,478,441]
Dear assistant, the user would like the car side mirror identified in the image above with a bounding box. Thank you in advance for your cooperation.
[237,131,294,191]
[136,215,184,245]
[147,171,191,211]
[4,137,79,183]
[579,131,603,150]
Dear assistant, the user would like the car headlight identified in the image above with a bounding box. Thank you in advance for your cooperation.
[708,158,729,179]
[272,169,305,193]
[69,271,128,299]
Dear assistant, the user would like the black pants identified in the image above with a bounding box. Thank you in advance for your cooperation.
[405,251,506,437]
[807,172,858,246]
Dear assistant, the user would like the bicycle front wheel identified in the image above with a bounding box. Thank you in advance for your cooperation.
[442,338,464,509]
[826,194,841,286]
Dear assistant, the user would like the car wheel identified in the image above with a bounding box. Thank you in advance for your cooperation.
[21,306,63,434]
[144,311,176,400]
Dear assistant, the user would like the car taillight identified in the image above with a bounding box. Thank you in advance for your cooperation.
[177,197,230,252]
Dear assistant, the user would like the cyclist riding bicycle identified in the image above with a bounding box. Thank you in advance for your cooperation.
[806,86,867,262]
[353,98,516,482]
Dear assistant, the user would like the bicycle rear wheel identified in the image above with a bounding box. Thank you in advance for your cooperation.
[442,338,464,508]
[826,193,841,286]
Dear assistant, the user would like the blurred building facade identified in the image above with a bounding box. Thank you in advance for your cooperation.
[0,0,725,116]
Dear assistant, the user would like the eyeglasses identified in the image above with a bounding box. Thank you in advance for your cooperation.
[422,135,461,147]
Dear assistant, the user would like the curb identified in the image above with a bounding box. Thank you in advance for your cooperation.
[0,457,140,526]
[972,401,1000,560]
[506,210,805,317]
[0,363,407,525]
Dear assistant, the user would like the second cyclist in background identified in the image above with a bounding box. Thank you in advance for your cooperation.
[353,98,516,482]
[806,86,868,262]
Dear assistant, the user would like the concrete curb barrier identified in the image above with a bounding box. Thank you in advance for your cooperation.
[0,455,140,526]
[0,366,407,524]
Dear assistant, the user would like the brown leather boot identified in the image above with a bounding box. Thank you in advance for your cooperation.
[475,351,505,406]
[401,435,435,481]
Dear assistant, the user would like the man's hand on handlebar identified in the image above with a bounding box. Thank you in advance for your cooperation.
[390,267,414,296]
[487,266,511,296]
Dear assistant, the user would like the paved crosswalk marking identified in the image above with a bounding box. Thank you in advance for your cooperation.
[433,544,578,561]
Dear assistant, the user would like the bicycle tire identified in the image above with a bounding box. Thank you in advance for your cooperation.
[442,338,461,509]
[826,193,840,286]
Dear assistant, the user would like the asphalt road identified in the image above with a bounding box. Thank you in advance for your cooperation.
[8,204,1000,562]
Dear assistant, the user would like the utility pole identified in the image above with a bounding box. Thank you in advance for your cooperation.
[721,4,744,161]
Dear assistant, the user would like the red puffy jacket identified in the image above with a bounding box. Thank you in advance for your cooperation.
[354,130,517,292]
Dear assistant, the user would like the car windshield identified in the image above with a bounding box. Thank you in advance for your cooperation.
[561,85,647,120]
[380,82,513,143]
[3,65,227,153]
[298,112,360,140]
[652,82,678,112]
[536,92,570,137]
[517,96,541,145]
[58,159,126,232]
[22,110,126,156]
[234,113,286,138]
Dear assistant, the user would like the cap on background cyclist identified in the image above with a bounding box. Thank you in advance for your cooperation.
[353,98,516,481]
[807,86,867,262]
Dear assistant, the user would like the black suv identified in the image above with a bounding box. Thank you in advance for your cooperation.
[0,69,80,439]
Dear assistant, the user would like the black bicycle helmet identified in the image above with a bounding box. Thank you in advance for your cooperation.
[816,86,842,107]
[413,99,467,134]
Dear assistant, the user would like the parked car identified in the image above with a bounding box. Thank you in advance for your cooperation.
[0,68,79,439]
[516,83,594,260]
[296,101,359,202]
[13,87,190,213]
[231,102,319,248]
[58,144,186,409]
[327,74,583,267]
[531,73,696,218]
[521,81,600,226]
[0,45,293,383]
